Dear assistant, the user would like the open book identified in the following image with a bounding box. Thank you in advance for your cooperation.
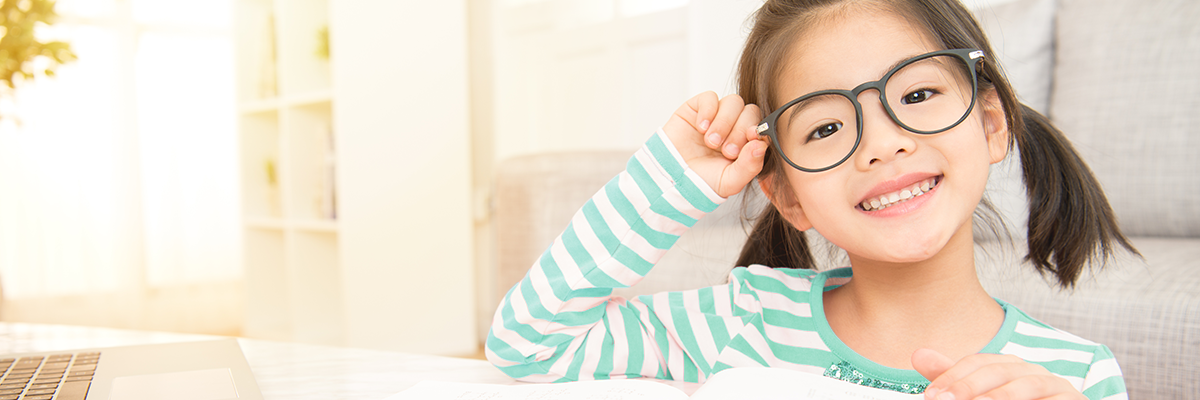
[387,367,923,399]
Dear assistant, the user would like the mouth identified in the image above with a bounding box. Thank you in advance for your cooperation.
[857,175,942,212]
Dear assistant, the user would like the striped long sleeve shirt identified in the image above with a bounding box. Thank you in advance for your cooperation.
[485,129,1128,399]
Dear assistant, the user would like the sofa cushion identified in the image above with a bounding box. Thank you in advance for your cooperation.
[978,237,1200,400]
[1050,0,1200,237]
[970,0,1057,241]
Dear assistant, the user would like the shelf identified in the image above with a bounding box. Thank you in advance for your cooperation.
[291,219,338,233]
[238,91,332,115]
[245,216,286,231]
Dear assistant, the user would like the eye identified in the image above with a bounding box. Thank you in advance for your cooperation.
[901,89,937,105]
[808,122,842,142]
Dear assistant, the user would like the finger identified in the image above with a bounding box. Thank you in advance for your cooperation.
[912,348,956,385]
[930,355,1043,400]
[707,94,746,155]
[715,138,768,197]
[977,375,1084,400]
[922,353,1018,399]
[722,103,761,160]
[689,91,720,145]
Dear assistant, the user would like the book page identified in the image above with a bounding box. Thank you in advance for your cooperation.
[690,368,923,400]
[385,379,689,400]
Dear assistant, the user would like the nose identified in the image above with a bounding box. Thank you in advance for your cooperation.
[853,91,917,170]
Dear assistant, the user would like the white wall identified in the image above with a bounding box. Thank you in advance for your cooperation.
[333,0,477,355]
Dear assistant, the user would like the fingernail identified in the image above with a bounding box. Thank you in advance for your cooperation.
[699,120,711,131]
[724,143,738,155]
[924,388,939,399]
[936,391,955,400]
[753,145,766,158]
[707,133,720,146]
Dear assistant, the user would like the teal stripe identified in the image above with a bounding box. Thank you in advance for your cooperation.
[603,182,679,249]
[1081,375,1126,399]
[611,246,655,276]
[1010,332,1096,353]
[645,133,686,181]
[739,275,809,300]
[726,335,770,367]
[650,200,699,227]
[499,294,573,346]
[698,288,732,353]
[667,292,710,376]
[644,297,674,380]
[537,250,612,302]
[683,355,699,382]
[621,305,646,378]
[767,339,837,368]
[675,176,720,213]
[644,134,719,213]
[582,200,620,253]
[1029,359,1089,378]
[762,308,814,330]
[626,155,664,202]
[562,336,589,381]
[563,227,627,288]
[594,319,615,379]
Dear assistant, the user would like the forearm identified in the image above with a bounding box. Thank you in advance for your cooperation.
[485,129,725,381]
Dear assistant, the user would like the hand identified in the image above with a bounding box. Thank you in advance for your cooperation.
[913,349,1086,400]
[662,91,769,198]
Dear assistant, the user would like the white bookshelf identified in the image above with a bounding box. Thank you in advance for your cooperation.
[235,0,342,345]
[236,0,477,355]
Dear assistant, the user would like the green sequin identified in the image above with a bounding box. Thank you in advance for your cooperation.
[823,362,927,394]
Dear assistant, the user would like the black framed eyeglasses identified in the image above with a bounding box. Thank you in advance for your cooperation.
[756,48,985,172]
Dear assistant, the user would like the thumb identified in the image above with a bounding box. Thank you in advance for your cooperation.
[912,348,954,382]
[716,138,767,197]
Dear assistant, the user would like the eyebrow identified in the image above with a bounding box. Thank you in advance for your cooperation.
[879,53,922,78]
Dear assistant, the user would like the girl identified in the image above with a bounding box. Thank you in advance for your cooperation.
[487,0,1137,399]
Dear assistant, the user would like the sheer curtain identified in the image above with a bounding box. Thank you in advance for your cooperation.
[0,0,241,335]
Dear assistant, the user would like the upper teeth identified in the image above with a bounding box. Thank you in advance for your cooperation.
[861,177,939,211]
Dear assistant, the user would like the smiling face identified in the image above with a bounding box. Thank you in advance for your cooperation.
[763,5,1009,265]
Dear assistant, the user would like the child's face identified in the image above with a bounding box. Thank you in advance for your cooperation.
[767,7,1009,265]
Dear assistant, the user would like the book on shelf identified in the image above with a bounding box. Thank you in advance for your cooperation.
[386,367,923,400]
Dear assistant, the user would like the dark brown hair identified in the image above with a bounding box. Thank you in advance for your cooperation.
[733,0,1139,288]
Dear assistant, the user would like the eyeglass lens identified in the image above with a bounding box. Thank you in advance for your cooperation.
[774,54,974,171]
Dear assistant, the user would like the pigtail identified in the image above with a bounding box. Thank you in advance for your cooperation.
[1016,105,1140,288]
[736,202,816,270]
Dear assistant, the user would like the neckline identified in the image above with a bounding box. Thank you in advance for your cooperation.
[808,267,1017,384]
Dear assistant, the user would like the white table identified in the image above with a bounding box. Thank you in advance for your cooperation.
[0,323,516,399]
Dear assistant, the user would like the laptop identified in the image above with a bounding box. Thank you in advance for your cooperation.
[0,339,263,400]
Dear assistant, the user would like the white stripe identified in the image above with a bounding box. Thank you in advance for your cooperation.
[616,167,654,213]
[546,332,588,380]
[548,236,586,284]
[633,144,676,189]
[1082,357,1123,391]
[1014,321,1097,346]
[570,211,640,288]
[1062,375,1085,390]
[738,324,782,366]
[755,290,812,317]
[680,161,726,205]
[743,265,816,293]
[606,300,629,377]
[630,300,667,378]
[579,320,607,379]
[661,183,709,221]
[591,181,632,235]
[763,323,830,351]
[710,284,733,316]
[1100,393,1129,400]
[682,290,720,369]
[653,292,687,377]
[999,342,1094,364]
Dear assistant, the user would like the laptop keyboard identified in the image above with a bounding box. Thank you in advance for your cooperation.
[0,352,99,400]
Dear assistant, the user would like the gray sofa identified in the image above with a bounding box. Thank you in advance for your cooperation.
[487,0,1199,398]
